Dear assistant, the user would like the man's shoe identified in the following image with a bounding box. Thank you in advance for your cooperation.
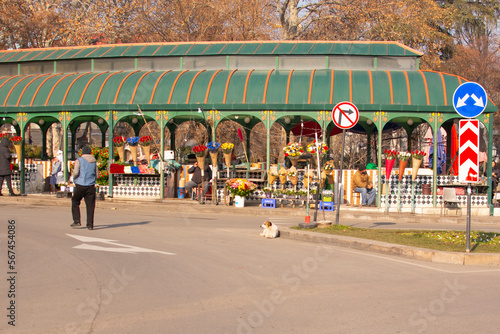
[70,222,81,228]
[87,225,93,230]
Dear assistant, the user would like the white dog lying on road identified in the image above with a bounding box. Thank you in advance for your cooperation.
[260,221,279,238]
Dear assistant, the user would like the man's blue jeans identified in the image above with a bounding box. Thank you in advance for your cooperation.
[354,187,376,205]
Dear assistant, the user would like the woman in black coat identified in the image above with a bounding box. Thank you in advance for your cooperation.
[0,137,18,196]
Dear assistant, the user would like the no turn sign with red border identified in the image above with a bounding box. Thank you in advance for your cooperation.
[332,102,359,129]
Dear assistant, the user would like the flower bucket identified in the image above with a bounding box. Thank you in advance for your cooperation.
[196,154,206,172]
[129,146,137,165]
[268,174,277,185]
[116,146,125,162]
[13,144,22,161]
[412,158,422,181]
[398,160,408,181]
[234,195,245,208]
[142,145,150,164]
[289,175,298,185]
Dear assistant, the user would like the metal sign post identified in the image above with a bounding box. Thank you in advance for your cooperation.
[332,102,359,225]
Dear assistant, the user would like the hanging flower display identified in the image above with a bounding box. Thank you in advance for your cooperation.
[306,141,328,155]
[139,136,152,146]
[384,149,398,181]
[113,136,126,147]
[127,136,139,146]
[225,178,257,198]
[397,152,411,181]
[411,150,426,159]
[221,142,234,154]
[192,145,207,157]
[384,149,398,160]
[411,150,426,181]
[9,136,23,145]
[207,142,221,153]
[283,142,303,157]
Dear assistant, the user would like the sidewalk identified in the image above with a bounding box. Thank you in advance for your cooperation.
[3,194,500,266]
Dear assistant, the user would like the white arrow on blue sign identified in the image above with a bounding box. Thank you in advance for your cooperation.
[453,82,488,118]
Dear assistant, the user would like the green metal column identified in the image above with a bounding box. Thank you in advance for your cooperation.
[108,112,114,198]
[63,113,68,184]
[488,116,494,216]
[377,116,383,207]
[19,116,26,194]
[266,111,271,183]
[160,112,165,199]
[432,121,438,207]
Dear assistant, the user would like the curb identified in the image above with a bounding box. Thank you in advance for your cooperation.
[280,227,500,266]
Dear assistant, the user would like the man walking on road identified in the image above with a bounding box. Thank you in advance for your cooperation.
[71,146,98,230]
[0,137,18,196]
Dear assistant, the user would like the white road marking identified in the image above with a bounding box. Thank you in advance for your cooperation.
[66,234,176,255]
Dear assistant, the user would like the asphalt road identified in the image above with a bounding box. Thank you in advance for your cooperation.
[1,204,500,334]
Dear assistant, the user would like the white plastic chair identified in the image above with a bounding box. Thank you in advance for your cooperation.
[441,187,462,216]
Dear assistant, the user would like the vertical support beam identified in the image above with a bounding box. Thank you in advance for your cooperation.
[160,112,165,199]
[366,129,372,163]
[432,121,438,207]
[377,115,383,207]
[266,111,271,184]
[108,111,114,198]
[19,116,26,194]
[488,116,494,216]
[41,126,47,160]
[71,128,76,160]
[62,113,68,185]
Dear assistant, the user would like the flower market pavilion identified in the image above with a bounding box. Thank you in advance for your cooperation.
[0,41,496,213]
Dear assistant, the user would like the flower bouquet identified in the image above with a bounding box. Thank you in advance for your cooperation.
[323,160,335,184]
[278,166,288,186]
[397,152,411,181]
[288,166,298,186]
[127,136,139,165]
[268,165,278,185]
[283,142,303,166]
[139,136,152,164]
[193,144,208,173]
[322,189,333,202]
[10,136,23,159]
[303,170,314,189]
[226,178,257,198]
[207,141,220,167]
[113,136,126,162]
[221,142,234,168]
[411,150,426,181]
[384,149,398,181]
[263,186,273,198]
[307,141,328,155]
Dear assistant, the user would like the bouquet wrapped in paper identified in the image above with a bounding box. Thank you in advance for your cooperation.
[139,136,152,164]
[127,137,139,165]
[193,145,208,172]
[207,142,220,167]
[221,142,234,167]
[397,152,411,181]
[323,160,335,184]
[268,165,278,185]
[303,170,314,189]
[411,150,426,181]
[10,136,23,160]
[384,149,398,181]
[113,136,126,162]
[288,166,298,186]
[278,167,288,185]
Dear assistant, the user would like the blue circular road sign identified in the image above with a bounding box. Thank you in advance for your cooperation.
[453,82,488,118]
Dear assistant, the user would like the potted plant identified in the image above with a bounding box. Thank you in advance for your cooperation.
[322,189,333,202]
[263,187,273,198]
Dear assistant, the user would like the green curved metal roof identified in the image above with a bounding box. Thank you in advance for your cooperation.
[0,41,422,63]
[0,69,495,113]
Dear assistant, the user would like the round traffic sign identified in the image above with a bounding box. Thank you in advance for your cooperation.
[453,82,488,118]
[332,102,359,129]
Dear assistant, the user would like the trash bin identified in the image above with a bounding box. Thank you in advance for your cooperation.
[422,184,431,195]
